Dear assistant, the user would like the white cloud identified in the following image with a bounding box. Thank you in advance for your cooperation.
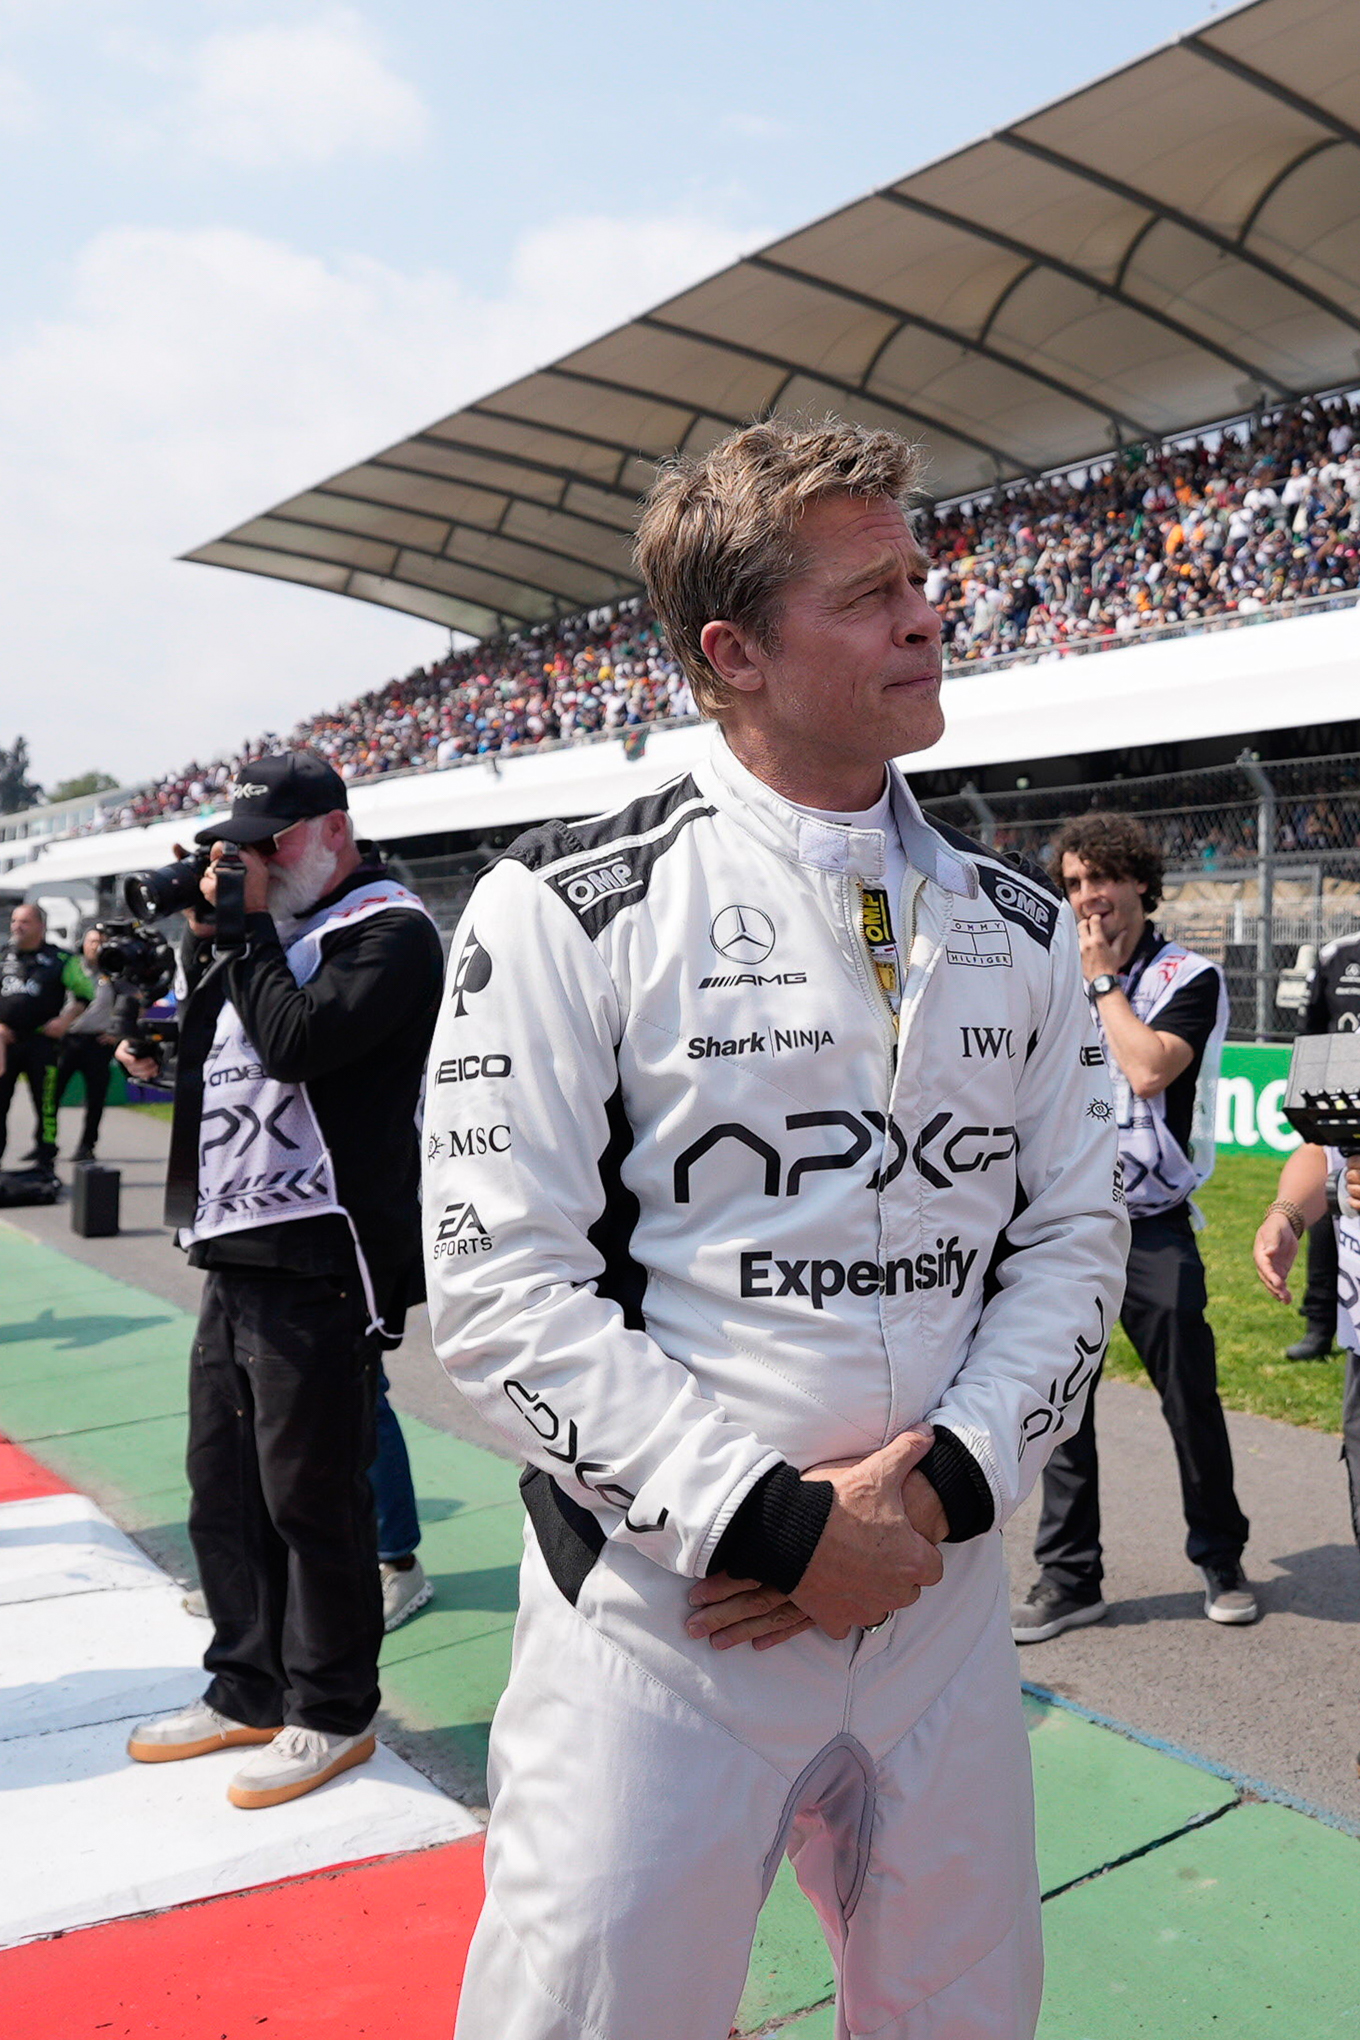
[0,208,758,788]
[182,9,428,168]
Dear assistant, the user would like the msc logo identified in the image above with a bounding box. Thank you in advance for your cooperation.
[710,905,776,963]
[435,1053,512,1082]
[450,927,494,1016]
[561,858,636,909]
[433,1201,494,1258]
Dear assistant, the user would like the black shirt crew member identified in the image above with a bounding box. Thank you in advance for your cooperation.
[0,915,76,1168]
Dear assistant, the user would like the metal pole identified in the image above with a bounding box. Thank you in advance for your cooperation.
[960,780,998,848]
[1238,751,1276,1043]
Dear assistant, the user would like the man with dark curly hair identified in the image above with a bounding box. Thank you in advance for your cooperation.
[1011,811,1258,1642]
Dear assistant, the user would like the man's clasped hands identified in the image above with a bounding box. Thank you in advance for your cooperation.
[686,1428,947,1653]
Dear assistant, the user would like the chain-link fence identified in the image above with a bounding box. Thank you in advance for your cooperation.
[918,751,1360,1040]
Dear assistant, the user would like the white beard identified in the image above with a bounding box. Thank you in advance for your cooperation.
[267,826,341,936]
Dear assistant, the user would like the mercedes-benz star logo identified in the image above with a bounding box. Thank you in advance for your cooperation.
[710,905,776,963]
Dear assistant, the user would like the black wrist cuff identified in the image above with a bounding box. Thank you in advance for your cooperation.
[708,1463,833,1593]
[918,1428,995,1543]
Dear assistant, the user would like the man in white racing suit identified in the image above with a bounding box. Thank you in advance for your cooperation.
[424,418,1129,2040]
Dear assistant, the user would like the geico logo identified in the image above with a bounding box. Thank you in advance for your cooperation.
[564,859,635,907]
[741,1238,979,1309]
[687,1033,766,1059]
[674,1110,907,1202]
[698,972,807,989]
[434,1053,512,1082]
[432,1200,494,1258]
[912,1113,1018,1191]
[445,1125,511,1156]
[207,1062,266,1086]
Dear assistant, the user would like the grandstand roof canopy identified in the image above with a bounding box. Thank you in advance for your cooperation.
[186,0,1360,641]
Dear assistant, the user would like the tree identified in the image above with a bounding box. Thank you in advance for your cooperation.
[49,770,119,804]
[0,737,42,815]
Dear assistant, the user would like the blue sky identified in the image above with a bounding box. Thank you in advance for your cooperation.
[2,0,1232,789]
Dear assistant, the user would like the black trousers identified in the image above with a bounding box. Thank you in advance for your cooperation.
[0,1034,58,1164]
[55,1035,114,1148]
[1300,1213,1339,1332]
[188,1269,383,1735]
[1343,1349,1360,1553]
[1034,1205,1249,1596]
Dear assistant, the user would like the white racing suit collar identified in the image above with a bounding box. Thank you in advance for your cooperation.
[698,727,979,899]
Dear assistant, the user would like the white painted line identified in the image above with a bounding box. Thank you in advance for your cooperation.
[0,1493,167,1605]
[0,1581,204,1742]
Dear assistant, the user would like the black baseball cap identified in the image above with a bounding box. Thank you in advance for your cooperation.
[196,752,349,847]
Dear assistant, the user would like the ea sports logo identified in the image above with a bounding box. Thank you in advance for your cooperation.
[710,905,775,964]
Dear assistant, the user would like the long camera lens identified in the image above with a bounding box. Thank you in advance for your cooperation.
[122,850,210,921]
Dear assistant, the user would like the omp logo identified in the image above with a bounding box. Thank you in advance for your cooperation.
[433,1201,493,1258]
[740,1238,979,1310]
[435,1053,511,1082]
[563,858,636,908]
[450,927,494,1016]
[946,919,1011,969]
[960,1026,1014,1060]
[978,868,1057,948]
[710,905,776,963]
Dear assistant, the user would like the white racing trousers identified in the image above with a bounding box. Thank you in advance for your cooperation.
[454,1523,1042,2040]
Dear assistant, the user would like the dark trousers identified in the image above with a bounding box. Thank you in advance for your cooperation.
[188,1269,383,1735]
[0,1034,58,1164]
[1301,1212,1339,1332]
[1035,1205,1249,1596]
[55,1034,114,1149]
[1343,1349,1360,1553]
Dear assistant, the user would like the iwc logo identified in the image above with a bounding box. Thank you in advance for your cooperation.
[710,905,776,963]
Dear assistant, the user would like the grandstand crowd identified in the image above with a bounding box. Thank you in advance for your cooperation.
[88,394,1360,834]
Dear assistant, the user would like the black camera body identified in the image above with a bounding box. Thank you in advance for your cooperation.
[123,847,248,947]
[1282,1034,1360,1158]
[93,918,178,1080]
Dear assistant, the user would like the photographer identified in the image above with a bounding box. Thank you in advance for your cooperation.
[1254,1147,1360,1575]
[1282,930,1360,1361]
[54,925,120,1162]
[0,902,84,1171]
[122,752,443,1810]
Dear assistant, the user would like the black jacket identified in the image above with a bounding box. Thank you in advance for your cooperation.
[179,861,444,1290]
[1298,930,1360,1037]
[0,941,72,1038]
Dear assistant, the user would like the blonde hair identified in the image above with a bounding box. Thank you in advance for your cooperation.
[635,415,925,717]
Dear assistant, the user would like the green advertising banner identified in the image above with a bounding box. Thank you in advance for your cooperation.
[1214,1042,1298,1156]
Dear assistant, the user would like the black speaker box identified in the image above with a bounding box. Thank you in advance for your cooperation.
[72,1163,120,1238]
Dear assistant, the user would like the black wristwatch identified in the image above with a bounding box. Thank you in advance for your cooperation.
[1089,973,1120,1000]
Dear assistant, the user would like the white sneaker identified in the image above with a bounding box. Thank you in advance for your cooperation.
[128,1699,280,1764]
[227,1724,377,1809]
[182,1587,209,1619]
[381,1558,433,1631]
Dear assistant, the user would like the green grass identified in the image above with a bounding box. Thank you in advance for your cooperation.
[1105,1151,1346,1433]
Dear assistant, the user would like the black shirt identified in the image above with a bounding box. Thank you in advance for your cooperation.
[0,941,72,1038]
[179,861,444,1294]
[1298,930,1360,1037]
[1118,924,1222,1161]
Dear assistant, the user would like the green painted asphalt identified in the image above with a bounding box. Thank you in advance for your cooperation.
[3,1221,1358,2037]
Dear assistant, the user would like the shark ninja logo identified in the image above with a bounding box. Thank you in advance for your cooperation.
[450,927,494,1016]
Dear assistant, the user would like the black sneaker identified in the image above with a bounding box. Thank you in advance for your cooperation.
[72,1142,96,1163]
[1285,1325,1333,1362]
[1199,1562,1259,1625]
[1010,1579,1107,1644]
